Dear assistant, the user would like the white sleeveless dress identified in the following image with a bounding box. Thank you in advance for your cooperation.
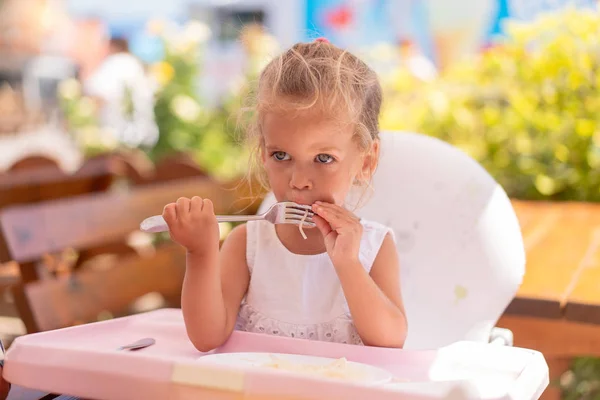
[235,219,393,345]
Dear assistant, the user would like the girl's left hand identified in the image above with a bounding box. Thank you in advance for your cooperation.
[312,201,362,267]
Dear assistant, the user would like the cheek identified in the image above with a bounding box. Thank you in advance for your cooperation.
[316,166,355,202]
[263,161,277,180]
[336,158,363,184]
[264,160,289,186]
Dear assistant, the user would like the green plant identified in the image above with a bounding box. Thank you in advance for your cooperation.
[147,20,269,181]
[57,78,118,157]
[560,357,600,400]
[380,7,600,201]
[146,21,209,159]
[58,19,260,181]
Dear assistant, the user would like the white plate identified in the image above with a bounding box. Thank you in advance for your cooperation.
[197,352,393,386]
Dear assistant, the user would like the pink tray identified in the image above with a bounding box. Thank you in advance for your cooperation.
[3,309,548,400]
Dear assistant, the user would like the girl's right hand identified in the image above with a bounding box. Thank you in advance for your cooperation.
[162,196,220,257]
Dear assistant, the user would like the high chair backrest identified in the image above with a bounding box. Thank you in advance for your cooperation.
[258,131,525,350]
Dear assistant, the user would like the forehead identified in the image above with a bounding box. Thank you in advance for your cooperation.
[262,111,353,147]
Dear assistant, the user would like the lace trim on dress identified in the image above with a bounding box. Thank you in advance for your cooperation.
[235,303,363,345]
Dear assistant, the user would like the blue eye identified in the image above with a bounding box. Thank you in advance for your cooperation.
[316,154,334,164]
[272,151,290,161]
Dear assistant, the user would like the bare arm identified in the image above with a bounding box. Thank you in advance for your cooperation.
[311,202,407,348]
[182,224,249,352]
[336,233,407,348]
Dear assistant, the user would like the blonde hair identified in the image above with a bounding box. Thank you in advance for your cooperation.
[243,39,383,191]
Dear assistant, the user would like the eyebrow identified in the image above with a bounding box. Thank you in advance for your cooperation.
[264,144,341,153]
[315,146,341,153]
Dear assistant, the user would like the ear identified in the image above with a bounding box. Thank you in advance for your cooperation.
[357,139,379,183]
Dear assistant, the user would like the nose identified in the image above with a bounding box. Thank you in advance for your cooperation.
[289,164,312,190]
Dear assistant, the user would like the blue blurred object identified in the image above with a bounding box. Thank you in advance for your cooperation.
[305,0,408,47]
[105,18,166,63]
[130,33,164,64]
[487,0,510,39]
[107,18,144,40]
[305,0,598,56]
[66,0,183,20]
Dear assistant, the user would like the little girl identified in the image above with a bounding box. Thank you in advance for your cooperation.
[163,38,407,351]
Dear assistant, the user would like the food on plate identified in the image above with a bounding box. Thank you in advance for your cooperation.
[259,355,360,380]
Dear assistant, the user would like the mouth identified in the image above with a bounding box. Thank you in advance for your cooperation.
[287,194,335,207]
[288,198,313,206]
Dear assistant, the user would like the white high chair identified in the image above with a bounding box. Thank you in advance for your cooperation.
[258,131,525,350]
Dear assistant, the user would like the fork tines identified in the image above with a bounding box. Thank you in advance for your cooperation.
[283,202,315,226]
[284,202,312,211]
[284,203,314,216]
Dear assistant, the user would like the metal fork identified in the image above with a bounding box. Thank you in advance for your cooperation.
[140,201,315,233]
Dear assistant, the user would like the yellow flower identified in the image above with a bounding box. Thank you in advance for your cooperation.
[58,78,81,100]
[171,39,194,55]
[150,62,175,86]
[535,175,558,196]
[77,97,96,118]
[240,23,278,58]
[183,20,211,44]
[76,126,117,150]
[171,95,201,122]
[146,19,166,36]
[369,43,397,62]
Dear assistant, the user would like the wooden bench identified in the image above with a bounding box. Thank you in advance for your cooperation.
[0,127,81,172]
[149,152,208,183]
[0,156,122,319]
[0,148,157,210]
[5,155,62,172]
[0,156,118,209]
[123,152,208,186]
[0,176,261,333]
[22,244,187,332]
[0,151,157,268]
[498,200,600,400]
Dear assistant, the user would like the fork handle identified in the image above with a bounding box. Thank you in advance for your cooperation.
[140,214,264,233]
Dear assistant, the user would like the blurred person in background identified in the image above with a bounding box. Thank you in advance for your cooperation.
[84,37,159,149]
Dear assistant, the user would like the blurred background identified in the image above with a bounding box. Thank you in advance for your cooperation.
[2,0,598,190]
[2,1,600,399]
